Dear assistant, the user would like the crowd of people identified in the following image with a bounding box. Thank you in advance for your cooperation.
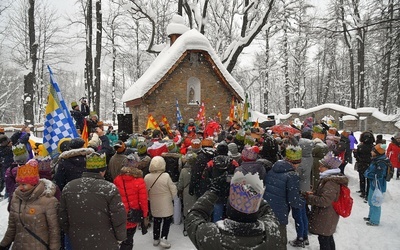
[0,110,399,249]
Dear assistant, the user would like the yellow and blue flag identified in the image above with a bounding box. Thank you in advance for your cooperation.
[176,98,184,124]
[43,66,78,156]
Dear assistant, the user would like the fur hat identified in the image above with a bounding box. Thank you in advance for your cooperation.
[120,166,142,177]
[241,145,259,162]
[228,143,240,158]
[70,138,85,149]
[114,141,126,153]
[372,144,386,155]
[86,152,107,172]
[71,101,78,109]
[16,159,40,185]
[285,145,302,164]
[227,171,265,223]
[319,151,342,169]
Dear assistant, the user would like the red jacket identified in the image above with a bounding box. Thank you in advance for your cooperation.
[114,169,149,228]
[387,140,400,169]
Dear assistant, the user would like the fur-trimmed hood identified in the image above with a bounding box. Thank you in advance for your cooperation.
[120,167,143,178]
[59,148,95,159]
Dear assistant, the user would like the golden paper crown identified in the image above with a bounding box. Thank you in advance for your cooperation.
[16,159,39,185]
[285,145,302,163]
[12,144,27,156]
[86,152,107,170]
[36,156,52,171]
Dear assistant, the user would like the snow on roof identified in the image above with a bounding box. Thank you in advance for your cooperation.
[371,110,397,122]
[122,28,244,103]
[342,115,357,121]
[166,15,189,36]
[277,113,292,120]
[356,107,378,113]
[289,108,304,114]
[249,110,276,123]
[297,103,358,117]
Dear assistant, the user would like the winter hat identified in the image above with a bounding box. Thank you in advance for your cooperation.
[227,171,265,223]
[69,138,85,149]
[137,142,148,155]
[71,101,78,109]
[149,156,166,173]
[12,143,29,164]
[376,135,383,143]
[216,142,229,156]
[86,152,107,172]
[319,151,342,169]
[123,153,138,168]
[57,138,71,153]
[228,143,240,158]
[201,138,214,147]
[372,144,386,155]
[16,159,40,185]
[88,133,101,148]
[191,139,201,153]
[36,156,52,180]
[114,141,126,153]
[90,111,98,118]
[241,145,259,162]
[328,127,337,135]
[285,145,302,164]
[341,130,350,138]
[0,135,10,147]
[188,118,194,124]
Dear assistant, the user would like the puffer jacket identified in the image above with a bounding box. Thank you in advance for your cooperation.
[54,148,94,190]
[59,172,126,250]
[1,179,60,249]
[387,138,400,169]
[114,168,149,229]
[144,160,177,218]
[189,147,215,198]
[307,173,348,236]
[263,160,305,225]
[355,142,374,172]
[186,191,282,250]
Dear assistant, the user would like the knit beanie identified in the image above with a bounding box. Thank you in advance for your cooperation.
[285,145,302,164]
[227,171,265,223]
[16,159,40,185]
[372,144,386,155]
[319,151,342,169]
[228,143,240,158]
[70,138,85,149]
[241,145,259,162]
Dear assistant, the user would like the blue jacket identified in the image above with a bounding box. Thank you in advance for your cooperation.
[364,154,388,193]
[263,160,305,225]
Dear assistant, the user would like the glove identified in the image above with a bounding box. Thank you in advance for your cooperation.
[210,172,230,197]
[141,217,149,235]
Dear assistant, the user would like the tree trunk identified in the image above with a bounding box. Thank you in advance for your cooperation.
[94,0,102,116]
[381,0,393,113]
[263,27,271,114]
[283,20,290,114]
[24,0,36,125]
[85,0,93,111]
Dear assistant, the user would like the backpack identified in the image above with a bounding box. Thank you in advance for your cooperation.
[377,159,394,182]
[332,185,353,218]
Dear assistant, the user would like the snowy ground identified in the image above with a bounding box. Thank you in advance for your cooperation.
[0,132,399,249]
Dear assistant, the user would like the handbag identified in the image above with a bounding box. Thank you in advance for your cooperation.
[371,175,384,207]
[122,179,144,223]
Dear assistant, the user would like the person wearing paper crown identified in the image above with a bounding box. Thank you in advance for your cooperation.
[305,151,348,250]
[263,145,306,249]
[185,170,282,249]
[59,152,126,250]
[0,159,61,250]
[363,143,389,226]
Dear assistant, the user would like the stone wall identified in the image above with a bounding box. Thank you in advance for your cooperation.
[129,52,233,133]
